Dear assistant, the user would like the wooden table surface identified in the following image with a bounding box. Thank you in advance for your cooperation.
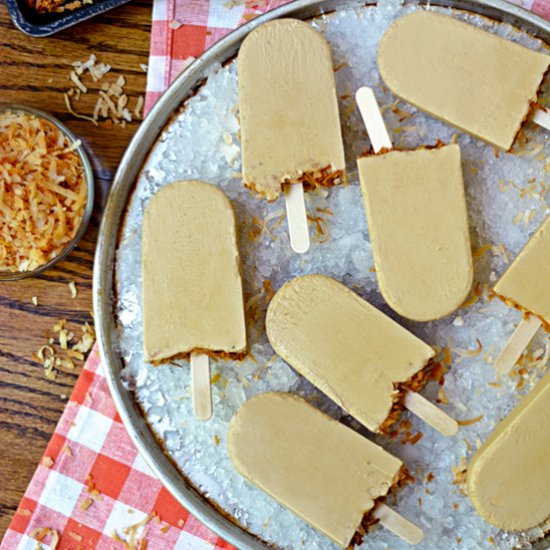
[0,0,151,535]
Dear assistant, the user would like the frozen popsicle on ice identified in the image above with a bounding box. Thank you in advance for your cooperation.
[266,275,458,436]
[378,11,550,151]
[238,18,346,253]
[356,86,473,322]
[142,180,247,420]
[467,369,550,530]
[228,392,424,547]
[493,215,550,374]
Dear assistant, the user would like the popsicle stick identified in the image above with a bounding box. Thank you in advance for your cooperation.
[403,390,459,437]
[373,503,424,545]
[493,315,543,375]
[356,87,393,152]
[191,352,212,421]
[532,107,550,131]
[283,182,310,254]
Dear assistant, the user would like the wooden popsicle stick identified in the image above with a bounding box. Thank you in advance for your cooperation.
[356,87,393,152]
[403,390,459,437]
[191,352,213,421]
[493,315,543,375]
[373,503,424,545]
[284,182,310,254]
[532,107,550,131]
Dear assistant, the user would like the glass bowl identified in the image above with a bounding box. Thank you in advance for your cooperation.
[0,104,94,281]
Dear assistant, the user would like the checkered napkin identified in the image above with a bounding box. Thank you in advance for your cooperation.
[1,347,236,549]
[3,0,550,548]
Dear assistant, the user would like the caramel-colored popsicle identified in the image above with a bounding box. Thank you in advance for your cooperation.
[228,392,422,547]
[492,215,550,374]
[494,215,550,328]
[142,180,247,363]
[467,370,550,530]
[238,19,345,201]
[378,11,550,150]
[266,275,457,435]
[358,143,473,321]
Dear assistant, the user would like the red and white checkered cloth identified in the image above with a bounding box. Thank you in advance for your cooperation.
[2,0,550,548]
[144,0,288,113]
[1,348,236,549]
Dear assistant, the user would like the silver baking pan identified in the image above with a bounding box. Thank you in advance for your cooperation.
[93,2,550,548]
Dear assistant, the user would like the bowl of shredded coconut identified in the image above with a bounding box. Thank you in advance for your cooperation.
[0,105,94,280]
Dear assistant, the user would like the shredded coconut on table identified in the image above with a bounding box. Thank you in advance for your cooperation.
[63,54,144,128]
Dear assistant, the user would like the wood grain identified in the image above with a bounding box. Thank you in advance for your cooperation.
[0,0,151,535]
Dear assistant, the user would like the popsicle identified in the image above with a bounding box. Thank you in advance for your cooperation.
[228,392,424,547]
[378,11,550,151]
[142,180,247,420]
[266,275,458,436]
[356,86,473,321]
[238,18,346,253]
[493,215,550,374]
[467,370,550,530]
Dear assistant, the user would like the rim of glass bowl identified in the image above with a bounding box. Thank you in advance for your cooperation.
[0,104,95,281]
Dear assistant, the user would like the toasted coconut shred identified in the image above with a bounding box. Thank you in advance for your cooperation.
[0,111,86,273]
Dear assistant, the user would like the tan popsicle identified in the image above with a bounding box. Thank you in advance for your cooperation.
[493,215,550,374]
[467,370,550,530]
[142,180,247,420]
[356,86,473,322]
[266,275,458,436]
[238,18,346,253]
[228,392,424,547]
[378,11,550,151]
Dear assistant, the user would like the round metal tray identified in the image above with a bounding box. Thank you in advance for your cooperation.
[93,2,550,548]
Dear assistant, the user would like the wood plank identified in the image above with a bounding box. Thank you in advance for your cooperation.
[0,0,152,535]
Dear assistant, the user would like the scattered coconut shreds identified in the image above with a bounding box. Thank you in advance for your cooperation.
[53,319,67,332]
[457,415,484,426]
[135,96,144,120]
[64,93,98,126]
[69,281,78,298]
[69,71,88,94]
[453,338,483,358]
[31,296,38,306]
[491,243,510,263]
[64,55,142,128]
[140,64,148,73]
[80,497,93,511]
[69,531,83,542]
[44,367,57,380]
[34,318,95,380]
[436,387,450,405]
[36,345,55,371]
[68,349,85,360]
[29,527,59,549]
[0,111,88,273]
[73,332,94,354]
[111,513,155,550]
[451,457,468,494]
[59,329,70,349]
